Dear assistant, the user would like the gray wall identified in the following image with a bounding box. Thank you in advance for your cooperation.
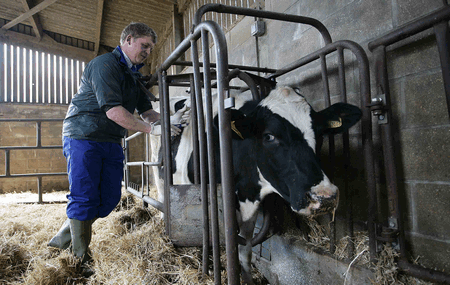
[218,0,450,274]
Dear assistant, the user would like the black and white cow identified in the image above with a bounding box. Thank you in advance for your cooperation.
[151,86,362,284]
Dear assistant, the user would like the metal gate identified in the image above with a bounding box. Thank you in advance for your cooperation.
[367,4,450,284]
[122,4,377,284]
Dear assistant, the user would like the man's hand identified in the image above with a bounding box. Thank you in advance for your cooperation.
[150,120,182,137]
[170,105,190,127]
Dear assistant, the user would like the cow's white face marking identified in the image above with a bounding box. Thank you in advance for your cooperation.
[239,199,260,222]
[257,167,280,199]
[259,86,316,151]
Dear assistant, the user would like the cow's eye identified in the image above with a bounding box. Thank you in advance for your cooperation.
[263,133,275,142]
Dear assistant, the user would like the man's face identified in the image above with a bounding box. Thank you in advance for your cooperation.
[123,35,155,65]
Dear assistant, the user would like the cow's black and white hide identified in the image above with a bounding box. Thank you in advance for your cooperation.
[150,86,362,284]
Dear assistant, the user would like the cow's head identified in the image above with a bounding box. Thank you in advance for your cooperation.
[230,86,362,216]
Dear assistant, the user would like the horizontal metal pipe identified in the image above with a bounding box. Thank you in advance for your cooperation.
[0,119,63,122]
[398,258,450,284]
[0,173,67,178]
[173,60,278,74]
[125,131,144,142]
[0,146,62,150]
[126,161,161,167]
[368,5,450,51]
[269,40,368,80]
[125,186,164,212]
[193,4,332,45]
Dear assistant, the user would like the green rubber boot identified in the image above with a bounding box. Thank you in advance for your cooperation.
[48,218,71,249]
[70,218,95,277]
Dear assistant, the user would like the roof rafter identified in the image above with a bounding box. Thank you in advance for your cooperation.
[94,0,105,56]
[20,0,44,40]
[1,0,59,31]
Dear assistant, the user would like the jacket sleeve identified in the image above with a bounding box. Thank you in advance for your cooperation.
[89,57,124,113]
[136,88,153,115]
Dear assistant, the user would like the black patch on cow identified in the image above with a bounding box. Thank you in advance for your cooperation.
[158,130,185,178]
[174,99,187,113]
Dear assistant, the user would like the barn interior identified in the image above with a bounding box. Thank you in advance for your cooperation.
[1,0,450,284]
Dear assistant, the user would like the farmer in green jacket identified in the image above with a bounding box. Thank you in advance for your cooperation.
[47,22,188,276]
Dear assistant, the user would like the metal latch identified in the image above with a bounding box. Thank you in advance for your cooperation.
[368,94,388,124]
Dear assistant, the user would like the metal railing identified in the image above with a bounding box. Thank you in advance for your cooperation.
[123,4,374,285]
[0,118,66,203]
[122,131,164,212]
[368,4,450,284]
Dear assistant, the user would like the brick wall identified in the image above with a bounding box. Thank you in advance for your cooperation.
[0,103,68,193]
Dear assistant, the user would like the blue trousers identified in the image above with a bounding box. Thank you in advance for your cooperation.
[63,137,124,221]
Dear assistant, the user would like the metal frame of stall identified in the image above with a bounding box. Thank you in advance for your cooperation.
[121,4,376,284]
[367,4,450,284]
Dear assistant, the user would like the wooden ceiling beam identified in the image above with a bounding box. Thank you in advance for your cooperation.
[0,28,95,62]
[20,0,44,40]
[94,0,105,56]
[1,0,59,31]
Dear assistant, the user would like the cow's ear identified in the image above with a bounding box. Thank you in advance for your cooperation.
[213,109,253,140]
[314,102,362,135]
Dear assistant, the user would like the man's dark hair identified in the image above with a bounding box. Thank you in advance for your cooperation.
[120,22,157,45]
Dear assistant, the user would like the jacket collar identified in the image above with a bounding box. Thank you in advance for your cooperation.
[113,46,145,72]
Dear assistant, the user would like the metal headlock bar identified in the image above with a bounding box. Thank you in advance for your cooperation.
[368,4,450,284]
[122,3,381,285]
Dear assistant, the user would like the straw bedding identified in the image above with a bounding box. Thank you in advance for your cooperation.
[302,217,435,285]
[0,190,267,285]
[0,189,435,284]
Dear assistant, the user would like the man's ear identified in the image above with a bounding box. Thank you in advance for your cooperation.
[314,102,362,135]
[213,109,253,140]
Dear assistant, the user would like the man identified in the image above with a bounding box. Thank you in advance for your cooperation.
[47,22,188,276]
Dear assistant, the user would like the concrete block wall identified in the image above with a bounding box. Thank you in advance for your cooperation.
[208,0,450,276]
[0,104,69,193]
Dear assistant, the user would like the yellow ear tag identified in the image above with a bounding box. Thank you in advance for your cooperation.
[328,117,343,128]
[231,121,244,140]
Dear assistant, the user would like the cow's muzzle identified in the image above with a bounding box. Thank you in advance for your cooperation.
[297,182,339,216]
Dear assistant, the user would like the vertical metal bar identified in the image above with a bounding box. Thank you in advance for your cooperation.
[123,136,129,190]
[160,71,173,237]
[190,76,201,184]
[191,34,210,276]
[373,46,407,258]
[320,54,336,253]
[145,133,150,198]
[434,21,450,119]
[37,176,43,203]
[0,43,4,102]
[337,47,354,258]
[209,23,240,284]
[5,149,10,177]
[361,47,377,262]
[202,29,221,284]
[36,121,42,147]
